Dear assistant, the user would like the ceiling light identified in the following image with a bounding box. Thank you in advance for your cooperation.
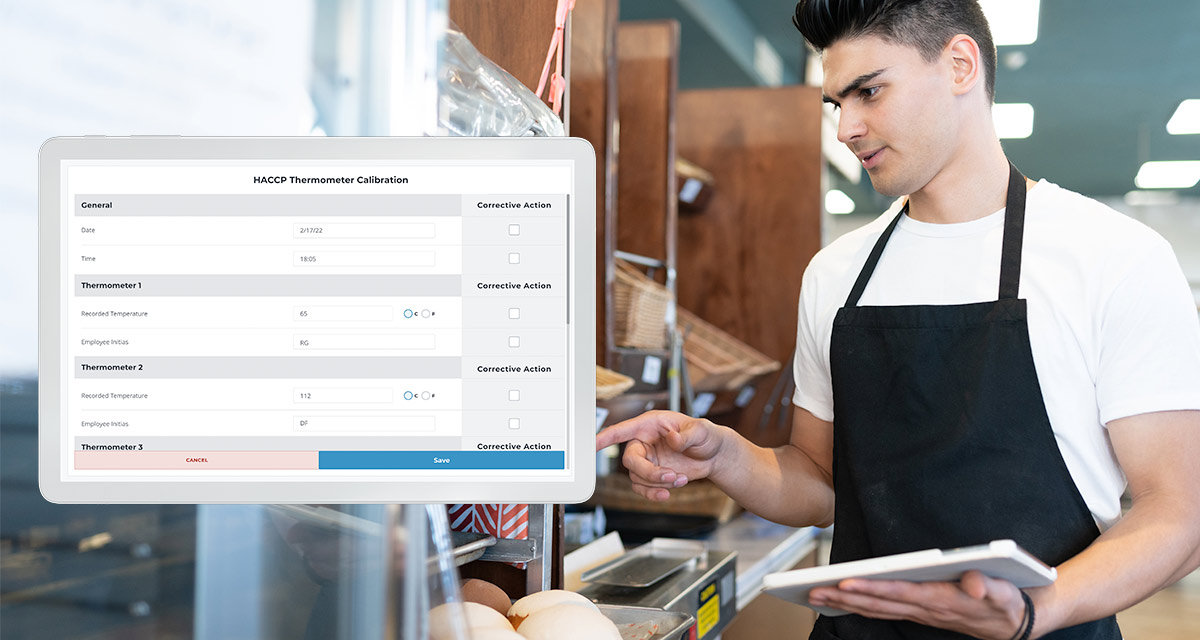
[980,0,1040,46]
[754,36,784,87]
[992,103,1035,139]
[1167,99,1200,135]
[1134,161,1200,189]
[825,189,856,215]
[1124,190,1181,207]
[1002,51,1029,71]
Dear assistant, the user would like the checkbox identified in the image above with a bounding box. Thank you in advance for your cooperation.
[509,418,521,430]
[509,390,521,401]
[509,336,521,348]
[508,252,521,264]
[509,224,521,236]
[508,307,521,319]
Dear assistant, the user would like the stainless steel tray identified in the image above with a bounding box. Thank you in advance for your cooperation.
[598,604,694,640]
[582,538,705,588]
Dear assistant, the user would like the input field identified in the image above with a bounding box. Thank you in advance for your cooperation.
[294,305,393,322]
[294,415,436,432]
[293,251,436,267]
[294,223,436,239]
[293,334,436,350]
[294,387,394,404]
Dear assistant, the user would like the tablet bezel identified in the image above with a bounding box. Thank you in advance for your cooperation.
[761,540,1057,616]
[38,136,596,504]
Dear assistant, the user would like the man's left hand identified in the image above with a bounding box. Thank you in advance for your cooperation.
[808,571,1028,640]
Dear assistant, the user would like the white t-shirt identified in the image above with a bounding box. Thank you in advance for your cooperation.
[792,179,1200,529]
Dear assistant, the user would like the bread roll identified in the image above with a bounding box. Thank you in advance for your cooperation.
[461,578,512,616]
[506,589,599,629]
[515,603,621,640]
[429,602,512,640]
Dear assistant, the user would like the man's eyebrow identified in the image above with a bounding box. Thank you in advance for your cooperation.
[822,68,889,104]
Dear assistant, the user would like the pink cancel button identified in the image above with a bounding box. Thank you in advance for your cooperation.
[75,451,318,470]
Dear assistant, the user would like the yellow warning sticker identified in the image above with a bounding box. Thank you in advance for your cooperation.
[697,587,720,637]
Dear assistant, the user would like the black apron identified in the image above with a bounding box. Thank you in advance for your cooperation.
[809,165,1120,640]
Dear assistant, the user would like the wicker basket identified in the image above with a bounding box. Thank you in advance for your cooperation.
[677,307,781,390]
[596,366,635,400]
[612,258,672,349]
[590,473,742,522]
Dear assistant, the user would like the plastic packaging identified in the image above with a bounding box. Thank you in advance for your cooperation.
[438,22,565,138]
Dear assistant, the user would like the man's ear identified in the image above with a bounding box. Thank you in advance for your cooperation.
[945,34,983,97]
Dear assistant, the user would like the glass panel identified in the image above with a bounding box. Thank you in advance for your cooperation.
[2,378,469,639]
[1,2,468,637]
[3,380,198,638]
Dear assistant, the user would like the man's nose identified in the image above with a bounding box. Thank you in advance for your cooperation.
[836,109,866,145]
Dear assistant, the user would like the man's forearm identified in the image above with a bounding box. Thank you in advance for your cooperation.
[706,427,835,528]
[1031,491,1200,637]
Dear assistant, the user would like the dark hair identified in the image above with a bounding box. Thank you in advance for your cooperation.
[793,0,997,101]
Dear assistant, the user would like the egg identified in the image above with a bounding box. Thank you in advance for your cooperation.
[465,628,526,640]
[461,578,512,616]
[514,603,621,640]
[428,601,513,640]
[506,589,599,629]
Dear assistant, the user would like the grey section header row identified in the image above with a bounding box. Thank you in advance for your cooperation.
[76,194,461,216]
[75,357,463,379]
[76,275,462,297]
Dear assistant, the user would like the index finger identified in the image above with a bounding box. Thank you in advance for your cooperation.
[595,411,674,451]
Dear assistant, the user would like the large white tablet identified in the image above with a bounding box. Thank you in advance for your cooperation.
[39,136,595,503]
[762,540,1057,616]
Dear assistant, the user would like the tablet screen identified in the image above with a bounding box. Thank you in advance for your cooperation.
[39,136,596,503]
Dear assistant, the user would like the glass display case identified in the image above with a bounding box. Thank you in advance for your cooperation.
[2,378,560,639]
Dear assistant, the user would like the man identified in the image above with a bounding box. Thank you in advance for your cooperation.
[596,1,1200,638]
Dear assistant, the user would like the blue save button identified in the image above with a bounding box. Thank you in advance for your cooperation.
[319,450,564,470]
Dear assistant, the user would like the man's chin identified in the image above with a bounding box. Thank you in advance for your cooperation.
[865,174,906,199]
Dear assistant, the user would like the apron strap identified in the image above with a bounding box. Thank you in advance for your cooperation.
[998,162,1027,300]
[844,205,905,308]
[843,162,1028,308]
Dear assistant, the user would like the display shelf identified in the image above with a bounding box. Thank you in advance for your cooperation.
[596,372,771,429]
[589,474,741,525]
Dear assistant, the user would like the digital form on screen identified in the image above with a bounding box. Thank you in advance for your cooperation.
[39,137,596,504]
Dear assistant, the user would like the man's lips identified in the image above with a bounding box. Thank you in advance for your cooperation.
[857,147,884,169]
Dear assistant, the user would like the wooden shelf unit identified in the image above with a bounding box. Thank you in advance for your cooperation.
[675,85,823,447]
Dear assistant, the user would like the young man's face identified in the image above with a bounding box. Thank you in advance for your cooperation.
[821,35,960,198]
